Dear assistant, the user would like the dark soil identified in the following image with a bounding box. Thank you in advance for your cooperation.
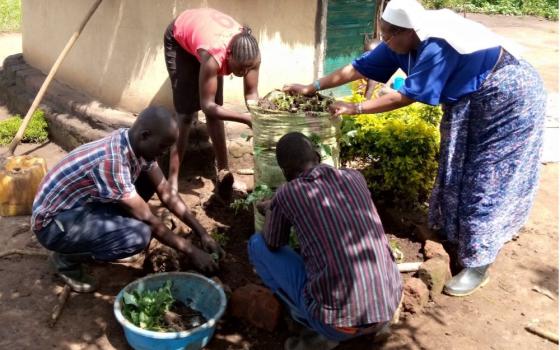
[164,300,207,332]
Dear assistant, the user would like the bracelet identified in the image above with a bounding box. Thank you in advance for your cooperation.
[313,79,321,92]
[355,102,363,114]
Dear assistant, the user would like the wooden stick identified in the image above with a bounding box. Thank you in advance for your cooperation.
[532,286,556,300]
[525,325,559,344]
[398,262,422,273]
[0,249,49,258]
[49,285,72,328]
[8,0,103,155]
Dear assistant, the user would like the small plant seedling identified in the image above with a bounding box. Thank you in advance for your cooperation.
[122,281,175,331]
[211,230,230,248]
[257,92,334,113]
[230,184,274,213]
[309,133,333,160]
[389,239,405,263]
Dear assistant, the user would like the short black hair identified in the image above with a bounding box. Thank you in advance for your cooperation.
[276,132,318,170]
[230,26,260,63]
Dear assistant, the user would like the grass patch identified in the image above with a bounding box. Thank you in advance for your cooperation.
[0,0,21,32]
[0,109,48,145]
[422,0,559,20]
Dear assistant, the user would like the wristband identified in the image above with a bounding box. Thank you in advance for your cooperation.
[313,79,321,92]
[355,102,363,114]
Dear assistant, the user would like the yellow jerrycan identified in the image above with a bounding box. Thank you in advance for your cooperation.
[0,156,47,216]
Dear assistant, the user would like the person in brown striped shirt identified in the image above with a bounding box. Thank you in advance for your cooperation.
[248,132,402,349]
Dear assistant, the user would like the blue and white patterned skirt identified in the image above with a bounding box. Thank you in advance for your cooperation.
[429,51,546,267]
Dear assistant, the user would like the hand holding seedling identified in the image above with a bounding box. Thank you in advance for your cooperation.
[330,101,357,117]
[190,245,220,273]
[282,83,315,96]
[256,199,272,216]
[200,234,226,261]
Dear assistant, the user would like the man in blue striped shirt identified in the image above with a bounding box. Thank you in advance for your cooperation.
[248,132,402,348]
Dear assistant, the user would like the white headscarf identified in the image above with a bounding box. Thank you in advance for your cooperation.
[381,0,522,57]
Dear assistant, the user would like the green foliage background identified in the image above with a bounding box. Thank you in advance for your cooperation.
[422,0,558,20]
[340,93,443,207]
[0,109,48,145]
[0,0,21,32]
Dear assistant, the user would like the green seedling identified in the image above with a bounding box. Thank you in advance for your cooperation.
[122,281,175,331]
[211,230,230,248]
[230,184,274,213]
[309,133,333,160]
[389,239,405,263]
[257,92,334,113]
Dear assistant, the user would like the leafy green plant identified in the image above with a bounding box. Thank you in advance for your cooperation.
[309,132,333,160]
[257,91,334,114]
[122,281,175,331]
[340,91,442,207]
[0,0,21,32]
[0,109,48,145]
[211,230,230,248]
[421,0,558,20]
[389,239,405,263]
[230,184,274,212]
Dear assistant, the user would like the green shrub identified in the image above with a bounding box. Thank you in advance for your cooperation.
[340,94,442,207]
[0,109,49,145]
[422,0,558,20]
[0,0,21,32]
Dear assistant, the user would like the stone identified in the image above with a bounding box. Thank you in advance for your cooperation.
[423,240,450,263]
[229,140,252,158]
[230,283,282,332]
[402,277,429,314]
[418,258,452,298]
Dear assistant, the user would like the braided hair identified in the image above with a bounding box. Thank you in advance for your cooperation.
[230,26,260,63]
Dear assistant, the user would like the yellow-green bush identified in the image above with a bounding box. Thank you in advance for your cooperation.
[0,109,48,145]
[340,94,443,207]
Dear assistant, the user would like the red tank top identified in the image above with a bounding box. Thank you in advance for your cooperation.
[173,8,242,76]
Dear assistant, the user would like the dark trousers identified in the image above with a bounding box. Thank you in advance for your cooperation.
[35,173,156,261]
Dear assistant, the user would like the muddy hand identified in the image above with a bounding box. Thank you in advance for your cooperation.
[190,246,219,274]
[201,234,226,259]
[329,101,357,118]
[256,199,272,216]
[282,83,315,96]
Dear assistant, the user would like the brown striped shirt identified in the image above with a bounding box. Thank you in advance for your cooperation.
[265,164,402,327]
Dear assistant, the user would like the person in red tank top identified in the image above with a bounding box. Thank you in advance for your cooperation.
[164,8,260,196]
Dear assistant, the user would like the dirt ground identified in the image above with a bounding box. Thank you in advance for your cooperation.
[0,14,558,350]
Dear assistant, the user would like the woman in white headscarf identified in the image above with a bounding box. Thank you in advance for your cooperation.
[284,0,545,296]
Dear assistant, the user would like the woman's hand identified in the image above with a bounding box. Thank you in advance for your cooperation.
[329,101,358,118]
[282,83,315,96]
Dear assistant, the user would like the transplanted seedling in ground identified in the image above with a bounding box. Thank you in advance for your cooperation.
[230,184,274,213]
[122,281,207,332]
[390,239,405,263]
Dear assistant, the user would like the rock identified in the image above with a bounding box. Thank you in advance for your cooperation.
[418,258,452,298]
[423,240,450,263]
[229,141,252,158]
[230,284,282,332]
[402,278,429,314]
